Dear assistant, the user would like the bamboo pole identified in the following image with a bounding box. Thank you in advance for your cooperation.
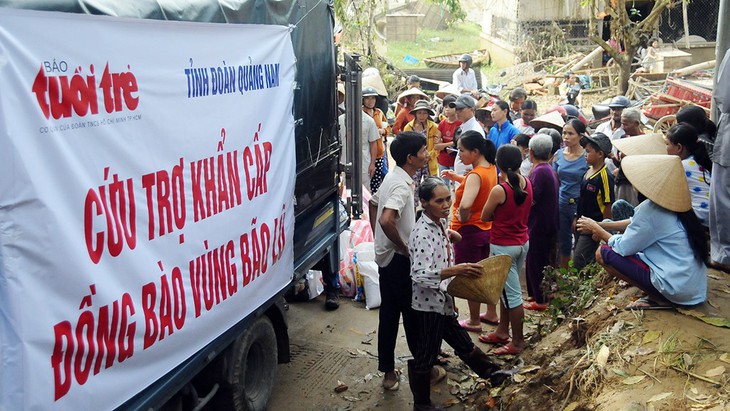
[570,46,604,72]
[672,60,716,76]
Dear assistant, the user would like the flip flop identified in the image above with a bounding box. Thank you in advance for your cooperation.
[523,301,549,311]
[492,344,523,356]
[478,332,511,345]
[458,319,482,333]
[624,297,673,311]
[479,313,499,326]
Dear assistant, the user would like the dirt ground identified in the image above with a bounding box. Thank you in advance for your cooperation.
[269,267,730,411]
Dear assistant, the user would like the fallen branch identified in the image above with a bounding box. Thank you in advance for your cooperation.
[638,368,661,384]
[561,351,589,410]
[670,366,721,385]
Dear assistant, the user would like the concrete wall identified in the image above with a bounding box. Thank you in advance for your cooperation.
[676,42,718,65]
[385,14,421,42]
[518,0,590,21]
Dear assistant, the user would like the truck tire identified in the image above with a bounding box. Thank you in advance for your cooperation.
[229,316,278,411]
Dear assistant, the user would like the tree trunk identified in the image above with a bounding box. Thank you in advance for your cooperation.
[616,53,632,95]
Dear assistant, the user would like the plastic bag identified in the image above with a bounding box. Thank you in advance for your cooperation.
[359,261,381,309]
[353,242,379,309]
[306,270,324,300]
[338,230,357,297]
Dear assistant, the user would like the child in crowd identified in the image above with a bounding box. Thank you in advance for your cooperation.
[435,95,461,182]
[513,100,537,136]
[573,133,614,272]
[511,133,532,177]
[478,145,533,355]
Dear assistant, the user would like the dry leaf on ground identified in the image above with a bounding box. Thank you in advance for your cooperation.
[623,375,646,385]
[704,365,725,377]
[720,353,730,364]
[642,330,661,344]
[647,392,672,403]
[596,345,610,368]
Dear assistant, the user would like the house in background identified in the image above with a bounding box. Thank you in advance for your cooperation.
[477,0,591,67]
[475,0,718,68]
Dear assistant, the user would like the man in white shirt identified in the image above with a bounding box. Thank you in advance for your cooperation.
[452,54,479,98]
[368,132,428,392]
[338,109,380,189]
[597,96,629,173]
[449,95,485,177]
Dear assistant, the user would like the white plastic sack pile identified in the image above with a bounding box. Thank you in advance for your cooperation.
[354,242,380,309]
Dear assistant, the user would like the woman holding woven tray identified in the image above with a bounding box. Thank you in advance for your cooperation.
[576,155,707,309]
[407,177,506,411]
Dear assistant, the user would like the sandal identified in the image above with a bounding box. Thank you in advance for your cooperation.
[478,332,511,345]
[382,369,401,391]
[479,313,499,326]
[624,297,673,311]
[492,344,523,356]
[458,319,482,333]
[523,301,549,311]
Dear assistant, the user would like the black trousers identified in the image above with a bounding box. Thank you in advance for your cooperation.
[377,253,418,372]
[411,311,475,371]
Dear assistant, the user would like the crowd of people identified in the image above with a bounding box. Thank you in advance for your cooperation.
[336,51,730,411]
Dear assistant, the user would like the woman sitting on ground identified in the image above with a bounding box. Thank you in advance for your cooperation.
[576,155,707,309]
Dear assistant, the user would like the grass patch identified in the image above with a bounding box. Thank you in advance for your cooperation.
[538,262,606,335]
[385,23,483,70]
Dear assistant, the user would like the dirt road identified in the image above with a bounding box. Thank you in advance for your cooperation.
[268,296,492,411]
[268,296,415,410]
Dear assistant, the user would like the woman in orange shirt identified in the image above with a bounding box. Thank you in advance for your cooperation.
[441,131,499,332]
[362,86,390,193]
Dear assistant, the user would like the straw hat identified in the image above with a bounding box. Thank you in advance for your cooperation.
[397,88,428,105]
[447,255,512,305]
[621,155,691,212]
[612,133,667,156]
[435,83,461,99]
[411,100,435,116]
[530,111,565,131]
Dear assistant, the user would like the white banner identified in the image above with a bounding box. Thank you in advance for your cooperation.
[0,9,296,411]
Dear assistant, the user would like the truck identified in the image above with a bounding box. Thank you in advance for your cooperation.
[0,1,355,409]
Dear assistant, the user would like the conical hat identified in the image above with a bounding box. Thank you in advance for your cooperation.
[362,72,388,97]
[612,133,667,156]
[530,111,565,131]
[621,155,691,212]
[447,255,512,305]
[397,88,428,105]
[435,84,461,99]
[337,82,345,97]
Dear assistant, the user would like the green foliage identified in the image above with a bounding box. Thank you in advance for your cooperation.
[426,0,466,24]
[539,262,606,333]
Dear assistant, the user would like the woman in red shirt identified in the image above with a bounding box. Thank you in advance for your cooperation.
[479,145,533,355]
